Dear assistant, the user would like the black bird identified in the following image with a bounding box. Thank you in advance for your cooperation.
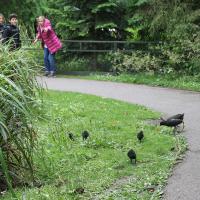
[137,131,144,143]
[127,149,136,164]
[160,119,183,127]
[82,130,89,140]
[167,113,184,121]
[160,119,184,134]
[74,187,84,194]
[160,118,184,133]
[167,113,184,129]
[68,132,75,141]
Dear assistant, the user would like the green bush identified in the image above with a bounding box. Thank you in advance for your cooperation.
[109,33,200,75]
[57,56,90,72]
[161,34,200,74]
[108,51,162,74]
[56,53,113,72]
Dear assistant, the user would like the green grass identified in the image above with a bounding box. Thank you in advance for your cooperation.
[58,73,200,92]
[2,91,187,200]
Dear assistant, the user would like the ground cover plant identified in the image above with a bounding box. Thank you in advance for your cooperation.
[2,91,187,199]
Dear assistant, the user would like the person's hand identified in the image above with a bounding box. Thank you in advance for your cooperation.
[33,38,38,44]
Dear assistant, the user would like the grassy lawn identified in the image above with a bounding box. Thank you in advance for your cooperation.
[58,73,200,92]
[3,91,186,200]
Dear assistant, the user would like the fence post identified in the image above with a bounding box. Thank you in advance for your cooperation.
[113,42,117,51]
[79,41,82,50]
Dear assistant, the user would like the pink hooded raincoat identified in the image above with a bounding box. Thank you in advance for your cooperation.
[37,19,62,54]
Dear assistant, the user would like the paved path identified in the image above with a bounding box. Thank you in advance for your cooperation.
[37,77,200,200]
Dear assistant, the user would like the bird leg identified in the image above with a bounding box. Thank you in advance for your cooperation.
[160,117,165,121]
[173,127,177,135]
[177,122,185,133]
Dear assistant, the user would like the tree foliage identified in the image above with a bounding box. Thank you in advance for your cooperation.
[47,0,129,40]
[0,0,47,30]
[0,0,199,41]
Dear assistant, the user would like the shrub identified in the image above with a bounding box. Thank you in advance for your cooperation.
[109,51,162,74]
[57,56,90,72]
[161,34,200,74]
[109,33,200,75]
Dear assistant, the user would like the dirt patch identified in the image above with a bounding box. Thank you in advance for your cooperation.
[92,175,136,200]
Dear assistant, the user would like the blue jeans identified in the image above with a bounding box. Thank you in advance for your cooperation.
[44,47,56,73]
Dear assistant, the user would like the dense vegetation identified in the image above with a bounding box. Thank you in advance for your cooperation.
[46,0,200,41]
[0,44,41,195]
[1,0,199,40]
[1,0,199,74]
[46,0,200,74]
[0,0,46,26]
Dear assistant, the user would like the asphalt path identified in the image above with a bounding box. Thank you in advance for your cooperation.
[37,77,200,200]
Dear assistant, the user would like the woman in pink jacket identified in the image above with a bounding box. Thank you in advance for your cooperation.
[34,16,62,77]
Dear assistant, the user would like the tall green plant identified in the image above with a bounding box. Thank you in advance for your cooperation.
[0,44,41,192]
[0,148,16,197]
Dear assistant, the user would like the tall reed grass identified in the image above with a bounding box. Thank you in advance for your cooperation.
[0,43,41,194]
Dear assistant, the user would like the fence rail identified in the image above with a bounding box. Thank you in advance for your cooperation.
[21,39,163,53]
